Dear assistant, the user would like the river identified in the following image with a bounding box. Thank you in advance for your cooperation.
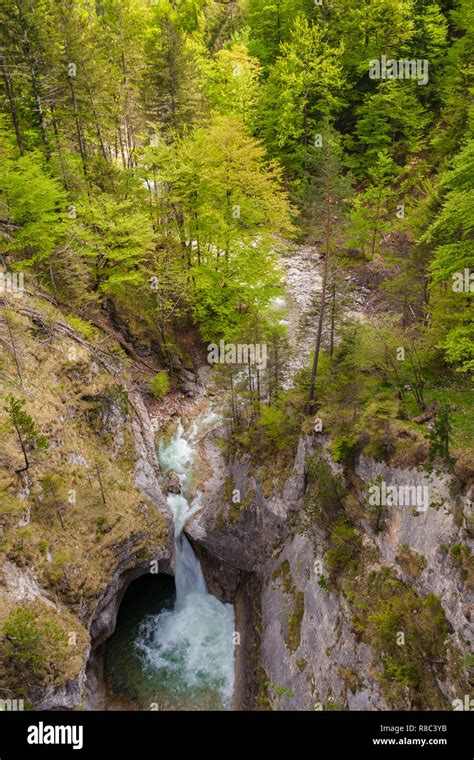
[103,409,235,710]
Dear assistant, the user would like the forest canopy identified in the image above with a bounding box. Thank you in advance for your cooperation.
[0,0,472,449]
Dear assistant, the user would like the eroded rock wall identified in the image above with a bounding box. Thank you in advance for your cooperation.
[188,430,472,711]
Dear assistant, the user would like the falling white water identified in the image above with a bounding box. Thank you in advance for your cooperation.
[135,410,235,709]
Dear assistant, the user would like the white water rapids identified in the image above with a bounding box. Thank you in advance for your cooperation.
[134,410,235,709]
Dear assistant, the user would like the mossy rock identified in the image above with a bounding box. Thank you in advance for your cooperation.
[272,560,305,653]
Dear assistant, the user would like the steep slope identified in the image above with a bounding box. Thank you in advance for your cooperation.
[0,291,171,708]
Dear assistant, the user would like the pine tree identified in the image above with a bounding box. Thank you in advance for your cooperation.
[4,395,47,473]
[423,133,474,375]
[306,129,352,412]
[259,16,345,180]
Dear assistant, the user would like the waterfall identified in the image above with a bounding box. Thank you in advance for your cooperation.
[134,411,235,709]
[168,493,207,606]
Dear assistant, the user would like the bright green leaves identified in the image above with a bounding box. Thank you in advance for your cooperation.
[80,192,154,296]
[260,17,345,178]
[146,114,295,340]
[422,136,474,375]
[245,0,315,69]
[425,139,474,282]
[0,151,67,266]
[325,0,416,76]
[349,152,399,257]
[4,395,48,473]
[205,44,262,130]
[137,113,294,341]
[348,81,429,176]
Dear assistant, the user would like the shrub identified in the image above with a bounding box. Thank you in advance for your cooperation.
[325,519,361,580]
[304,455,345,531]
[329,432,359,467]
[0,607,70,690]
[149,370,169,398]
[257,405,289,449]
[65,315,98,341]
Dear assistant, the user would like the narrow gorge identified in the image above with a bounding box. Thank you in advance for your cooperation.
[0,0,472,728]
[0,240,472,714]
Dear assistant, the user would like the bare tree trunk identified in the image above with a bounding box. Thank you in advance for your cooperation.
[68,72,87,178]
[307,213,331,413]
[95,461,107,505]
[12,421,29,473]
[1,55,23,155]
[121,50,135,167]
[329,278,336,358]
[50,102,69,187]
[16,0,49,153]
[86,77,108,162]
[4,309,23,387]
[229,371,237,428]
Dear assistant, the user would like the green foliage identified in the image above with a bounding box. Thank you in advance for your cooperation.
[325,0,416,76]
[169,115,294,339]
[232,389,303,462]
[4,395,44,445]
[149,370,170,398]
[272,560,304,652]
[256,405,288,449]
[4,395,48,470]
[304,454,345,530]
[0,151,67,268]
[0,607,70,689]
[65,316,98,342]
[428,404,452,464]
[367,585,450,703]
[329,432,358,468]
[261,680,295,710]
[325,520,361,581]
[349,153,399,256]
[245,0,314,69]
[259,17,345,180]
[348,82,429,176]
[205,43,261,129]
[345,565,455,709]
[423,136,474,375]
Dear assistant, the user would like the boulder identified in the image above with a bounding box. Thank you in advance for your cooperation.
[167,470,182,494]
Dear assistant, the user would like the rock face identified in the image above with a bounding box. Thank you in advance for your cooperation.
[356,456,473,652]
[188,429,473,711]
[34,670,88,711]
[188,433,388,710]
[81,391,173,705]
[128,388,172,521]
[189,436,308,572]
[26,386,172,711]
[166,470,182,494]
[177,365,208,398]
[88,535,170,648]
[259,531,387,711]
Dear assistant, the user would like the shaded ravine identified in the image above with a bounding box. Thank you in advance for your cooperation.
[103,409,236,710]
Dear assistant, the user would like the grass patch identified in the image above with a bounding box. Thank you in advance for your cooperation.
[272,560,305,653]
[344,566,455,709]
[396,545,427,580]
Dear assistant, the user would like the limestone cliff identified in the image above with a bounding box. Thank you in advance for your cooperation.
[188,428,473,711]
[0,293,172,708]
